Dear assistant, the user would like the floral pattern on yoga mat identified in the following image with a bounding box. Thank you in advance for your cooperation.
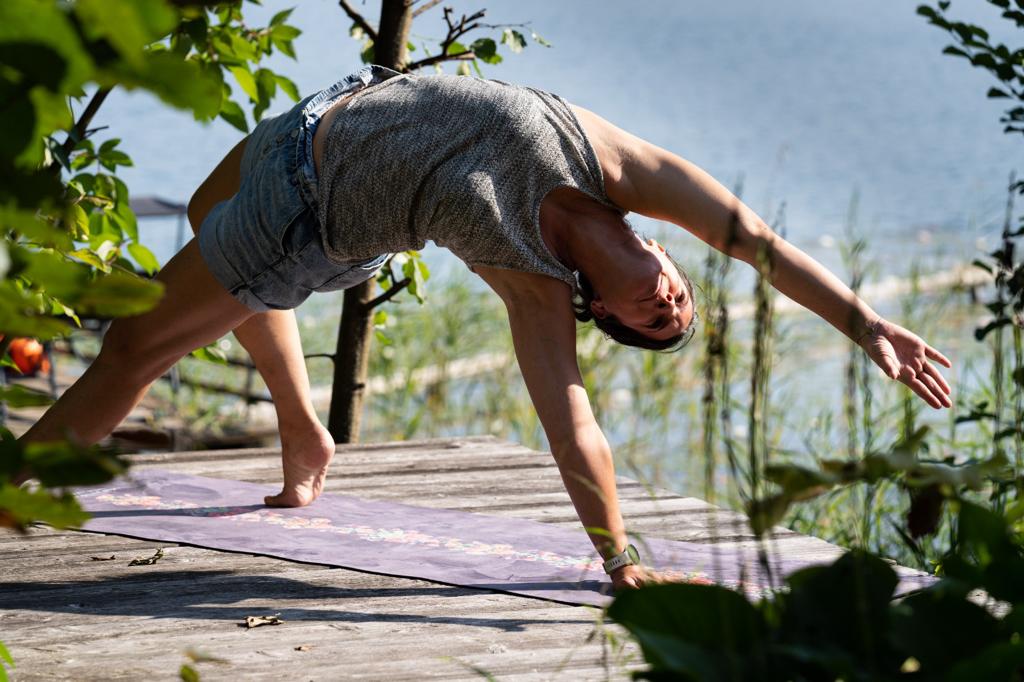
[76,471,934,606]
[95,492,606,572]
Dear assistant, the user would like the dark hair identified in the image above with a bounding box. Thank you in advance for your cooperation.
[572,251,699,352]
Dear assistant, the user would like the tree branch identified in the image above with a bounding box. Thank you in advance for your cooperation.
[50,87,112,172]
[405,49,475,72]
[366,278,411,310]
[339,0,378,42]
[440,7,486,54]
[404,7,486,72]
[412,0,443,18]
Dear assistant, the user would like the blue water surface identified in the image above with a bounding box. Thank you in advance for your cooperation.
[100,0,1016,276]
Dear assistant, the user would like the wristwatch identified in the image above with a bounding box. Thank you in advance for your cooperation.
[602,544,640,574]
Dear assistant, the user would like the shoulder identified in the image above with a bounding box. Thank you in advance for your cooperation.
[569,104,658,211]
[474,265,575,315]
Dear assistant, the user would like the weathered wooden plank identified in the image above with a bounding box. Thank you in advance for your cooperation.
[0,436,859,680]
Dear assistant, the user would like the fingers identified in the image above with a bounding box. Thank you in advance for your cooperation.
[922,361,952,397]
[925,345,952,368]
[905,375,942,409]
[918,372,951,409]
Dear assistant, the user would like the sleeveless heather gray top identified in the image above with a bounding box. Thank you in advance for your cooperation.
[316,71,618,291]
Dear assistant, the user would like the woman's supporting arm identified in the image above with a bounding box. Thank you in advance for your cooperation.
[574,106,952,408]
[475,266,649,589]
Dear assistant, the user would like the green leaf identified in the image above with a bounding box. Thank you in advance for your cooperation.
[229,66,259,101]
[891,581,1001,672]
[74,0,179,67]
[0,640,13,669]
[23,441,127,488]
[21,249,92,300]
[228,32,257,62]
[609,583,765,678]
[113,52,222,121]
[271,25,301,41]
[0,483,90,532]
[501,29,527,53]
[111,195,138,243]
[0,385,54,409]
[219,99,249,133]
[274,74,300,102]
[360,39,375,64]
[74,271,164,317]
[179,664,199,682]
[470,38,502,65]
[69,248,110,273]
[946,642,1024,682]
[270,32,297,59]
[781,550,898,666]
[191,344,227,364]
[270,8,294,27]
[127,243,159,275]
[0,1,95,92]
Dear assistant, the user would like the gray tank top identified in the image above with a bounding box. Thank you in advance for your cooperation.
[315,69,618,291]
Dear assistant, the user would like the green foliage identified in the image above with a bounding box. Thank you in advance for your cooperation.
[0,640,13,682]
[611,506,1024,681]
[0,0,302,530]
[748,427,1014,535]
[918,1,1024,137]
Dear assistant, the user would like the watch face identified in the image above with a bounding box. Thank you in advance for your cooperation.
[626,544,640,563]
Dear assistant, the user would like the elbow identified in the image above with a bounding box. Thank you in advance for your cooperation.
[736,218,781,268]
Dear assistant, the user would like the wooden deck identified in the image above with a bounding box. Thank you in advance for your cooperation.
[0,436,846,680]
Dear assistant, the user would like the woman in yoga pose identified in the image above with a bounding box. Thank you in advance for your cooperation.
[21,66,953,590]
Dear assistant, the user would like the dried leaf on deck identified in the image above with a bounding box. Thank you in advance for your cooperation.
[294,645,311,652]
[90,555,116,561]
[128,548,164,566]
[244,614,283,629]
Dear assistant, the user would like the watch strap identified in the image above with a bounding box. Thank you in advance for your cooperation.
[602,544,640,574]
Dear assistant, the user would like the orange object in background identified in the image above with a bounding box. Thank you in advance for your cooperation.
[5,337,51,376]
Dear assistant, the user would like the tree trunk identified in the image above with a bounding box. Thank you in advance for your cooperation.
[327,0,412,443]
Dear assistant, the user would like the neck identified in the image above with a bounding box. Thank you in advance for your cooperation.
[543,191,649,292]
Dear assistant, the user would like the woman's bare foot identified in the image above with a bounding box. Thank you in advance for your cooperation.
[264,422,336,507]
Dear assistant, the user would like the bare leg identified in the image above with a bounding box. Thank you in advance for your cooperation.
[186,138,333,507]
[236,310,336,507]
[21,240,254,446]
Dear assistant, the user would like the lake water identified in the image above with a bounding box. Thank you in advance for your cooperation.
[102,0,1017,276]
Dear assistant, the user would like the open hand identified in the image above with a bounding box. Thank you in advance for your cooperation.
[859,318,952,409]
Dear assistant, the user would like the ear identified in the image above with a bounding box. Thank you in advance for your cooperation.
[590,298,608,320]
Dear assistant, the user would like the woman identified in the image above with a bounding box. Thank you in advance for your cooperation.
[22,66,953,591]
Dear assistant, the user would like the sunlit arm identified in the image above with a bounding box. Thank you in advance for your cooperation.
[574,105,953,409]
[475,268,629,559]
[585,118,880,342]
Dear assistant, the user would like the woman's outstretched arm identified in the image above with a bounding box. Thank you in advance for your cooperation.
[574,106,953,409]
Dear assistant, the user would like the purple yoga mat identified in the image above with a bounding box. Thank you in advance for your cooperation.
[74,469,935,606]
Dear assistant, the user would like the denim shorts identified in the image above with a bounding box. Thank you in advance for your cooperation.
[198,66,397,312]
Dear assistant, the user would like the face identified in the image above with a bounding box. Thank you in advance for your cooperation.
[590,238,696,341]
